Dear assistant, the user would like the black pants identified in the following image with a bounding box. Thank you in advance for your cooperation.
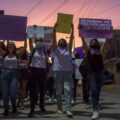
[29,67,46,112]
[73,78,78,100]
[82,78,90,104]
[46,77,56,98]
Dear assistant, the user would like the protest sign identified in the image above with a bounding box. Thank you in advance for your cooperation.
[79,18,113,38]
[84,38,106,47]
[27,25,44,39]
[0,15,27,41]
[27,26,53,45]
[56,13,73,34]
[44,27,53,45]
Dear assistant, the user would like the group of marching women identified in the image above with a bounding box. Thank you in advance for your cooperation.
[0,23,104,120]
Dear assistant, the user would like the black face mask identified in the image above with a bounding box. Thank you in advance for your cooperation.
[58,43,67,48]
[90,44,99,49]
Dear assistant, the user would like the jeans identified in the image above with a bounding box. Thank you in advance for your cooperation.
[54,71,73,111]
[89,71,103,111]
[1,69,18,110]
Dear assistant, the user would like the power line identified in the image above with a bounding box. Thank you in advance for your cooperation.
[25,0,44,16]
[106,7,120,19]
[87,0,101,18]
[74,0,88,15]
[39,0,69,25]
[82,0,94,17]
[93,3,120,17]
[74,0,92,23]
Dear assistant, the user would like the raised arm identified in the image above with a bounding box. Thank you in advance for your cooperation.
[101,39,111,58]
[18,39,27,56]
[81,37,89,56]
[0,41,5,56]
[0,47,4,57]
[68,23,74,52]
[53,23,57,50]
[29,38,34,52]
[24,38,27,50]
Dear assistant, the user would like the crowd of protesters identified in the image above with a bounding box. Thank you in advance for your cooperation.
[0,23,105,120]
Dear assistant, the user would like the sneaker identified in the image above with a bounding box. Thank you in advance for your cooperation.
[71,100,75,105]
[53,98,57,103]
[92,111,99,120]
[48,98,52,102]
[12,107,17,114]
[66,111,73,118]
[28,111,34,118]
[85,104,92,109]
[57,110,63,114]
[41,107,46,112]
[2,110,9,116]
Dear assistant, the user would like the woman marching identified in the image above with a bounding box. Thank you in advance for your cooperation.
[0,41,5,107]
[52,23,74,117]
[81,37,104,120]
[28,38,48,117]
[0,41,27,116]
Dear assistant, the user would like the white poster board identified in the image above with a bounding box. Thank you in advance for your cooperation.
[27,25,44,39]
[44,27,53,45]
[27,25,53,45]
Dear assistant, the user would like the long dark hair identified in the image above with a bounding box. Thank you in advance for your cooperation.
[89,39,100,50]
[17,47,28,60]
[4,42,17,58]
[0,41,5,51]
[86,39,101,60]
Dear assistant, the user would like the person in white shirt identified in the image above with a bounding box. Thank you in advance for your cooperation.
[52,23,74,117]
[71,51,83,104]
[0,42,25,116]
[28,38,48,117]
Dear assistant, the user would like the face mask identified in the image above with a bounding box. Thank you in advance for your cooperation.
[90,44,99,49]
[35,42,42,49]
[58,42,67,48]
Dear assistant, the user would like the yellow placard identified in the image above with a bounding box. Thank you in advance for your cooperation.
[56,13,73,34]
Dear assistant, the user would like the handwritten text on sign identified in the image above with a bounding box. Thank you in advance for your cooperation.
[44,27,53,45]
[27,26,53,45]
[56,13,73,34]
[27,26,44,39]
[79,18,113,38]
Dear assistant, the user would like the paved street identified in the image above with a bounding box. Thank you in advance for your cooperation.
[0,85,120,120]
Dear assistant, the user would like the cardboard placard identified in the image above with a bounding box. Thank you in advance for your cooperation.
[44,27,53,45]
[79,18,113,38]
[56,13,73,34]
[27,25,44,39]
[0,15,27,41]
[27,26,53,45]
